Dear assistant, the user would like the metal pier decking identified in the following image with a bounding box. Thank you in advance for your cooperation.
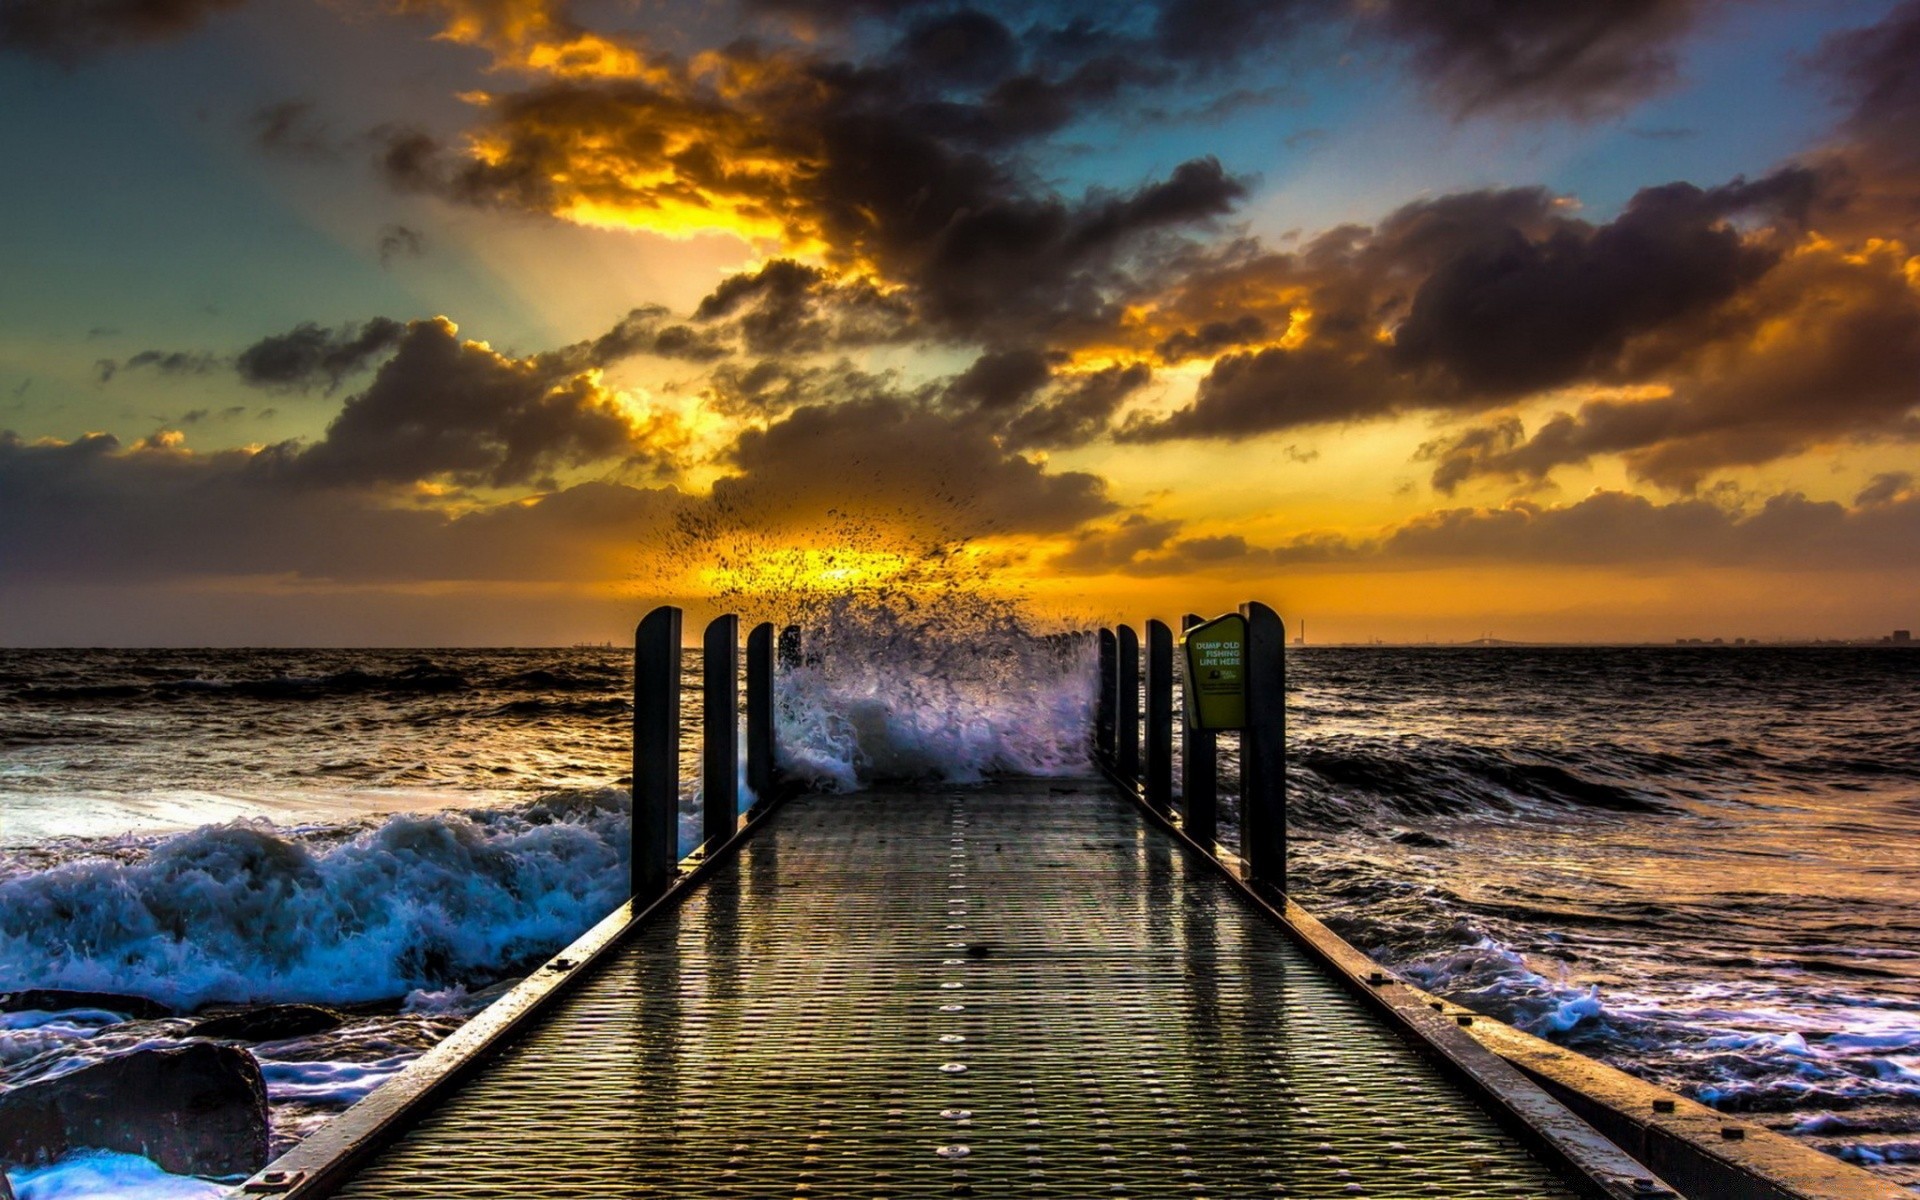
[275,781,1592,1198]
[236,606,1911,1200]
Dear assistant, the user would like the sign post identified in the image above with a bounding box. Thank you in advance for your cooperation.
[1180,613,1248,731]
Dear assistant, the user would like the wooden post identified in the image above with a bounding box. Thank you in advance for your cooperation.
[632,605,682,902]
[1239,600,1287,893]
[1117,624,1141,785]
[702,614,739,853]
[746,621,775,804]
[1096,628,1117,766]
[1181,613,1218,849]
[1145,618,1174,811]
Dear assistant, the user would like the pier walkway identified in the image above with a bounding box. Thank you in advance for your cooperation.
[280,780,1588,1199]
[236,606,1909,1200]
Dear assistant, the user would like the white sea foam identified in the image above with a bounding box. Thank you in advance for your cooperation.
[5,1151,227,1200]
[0,788,633,1009]
[257,1054,413,1105]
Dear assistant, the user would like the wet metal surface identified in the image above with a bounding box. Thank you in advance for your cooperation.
[327,781,1585,1198]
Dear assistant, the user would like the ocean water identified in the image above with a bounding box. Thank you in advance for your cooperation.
[1,642,1917,1194]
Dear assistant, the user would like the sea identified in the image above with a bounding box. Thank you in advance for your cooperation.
[1,638,1917,1197]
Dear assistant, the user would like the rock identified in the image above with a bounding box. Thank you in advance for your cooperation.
[189,1003,345,1042]
[0,989,175,1020]
[1,1165,13,1200]
[0,1043,268,1177]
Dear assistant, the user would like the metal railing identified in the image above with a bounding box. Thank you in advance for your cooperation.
[1094,600,1290,894]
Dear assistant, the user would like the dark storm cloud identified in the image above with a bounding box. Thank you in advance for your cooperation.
[714,394,1116,536]
[1126,168,1823,444]
[1124,343,1403,441]
[1367,0,1710,119]
[1154,314,1270,363]
[288,316,678,489]
[1418,237,1920,491]
[1391,173,1813,396]
[1806,0,1920,240]
[374,3,1257,346]
[889,155,1246,338]
[897,8,1019,85]
[927,349,1151,450]
[0,430,683,586]
[692,262,914,355]
[1001,362,1151,450]
[235,318,406,391]
[583,305,732,363]
[1815,0,1920,170]
[0,0,248,60]
[941,348,1055,414]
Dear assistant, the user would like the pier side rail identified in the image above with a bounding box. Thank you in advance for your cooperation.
[1094,601,1907,1200]
[231,609,801,1200]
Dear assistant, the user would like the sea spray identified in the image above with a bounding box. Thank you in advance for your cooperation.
[668,511,1098,789]
[771,591,1095,789]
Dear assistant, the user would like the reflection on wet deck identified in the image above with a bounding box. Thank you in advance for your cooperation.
[326,781,1580,1199]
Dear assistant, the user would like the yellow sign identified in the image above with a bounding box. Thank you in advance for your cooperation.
[1181,613,1247,730]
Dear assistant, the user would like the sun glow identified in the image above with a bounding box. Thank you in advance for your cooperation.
[701,547,920,598]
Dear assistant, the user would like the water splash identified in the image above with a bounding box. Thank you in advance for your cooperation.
[672,514,1097,790]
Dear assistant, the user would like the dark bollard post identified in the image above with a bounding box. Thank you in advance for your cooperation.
[1181,613,1219,848]
[702,614,740,853]
[1117,624,1141,785]
[1145,619,1174,811]
[633,605,682,902]
[1096,628,1117,765]
[1239,600,1287,893]
[778,625,801,671]
[746,622,775,803]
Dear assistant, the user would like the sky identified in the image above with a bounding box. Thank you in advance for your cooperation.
[1,0,1917,645]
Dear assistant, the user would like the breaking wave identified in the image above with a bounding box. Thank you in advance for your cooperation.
[0,789,635,1011]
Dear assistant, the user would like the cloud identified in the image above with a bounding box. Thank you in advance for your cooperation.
[579,305,733,363]
[691,261,914,355]
[1367,0,1711,120]
[1269,489,1920,572]
[1121,167,1849,454]
[1855,471,1915,508]
[0,0,248,61]
[96,349,221,382]
[0,429,682,586]
[712,392,1117,537]
[377,223,426,267]
[1050,512,1257,576]
[1806,0,1920,241]
[251,99,341,161]
[1389,173,1811,396]
[367,7,1260,350]
[235,318,407,391]
[287,316,686,489]
[1420,236,1920,491]
[1154,314,1270,363]
[1001,361,1151,450]
[941,348,1055,414]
